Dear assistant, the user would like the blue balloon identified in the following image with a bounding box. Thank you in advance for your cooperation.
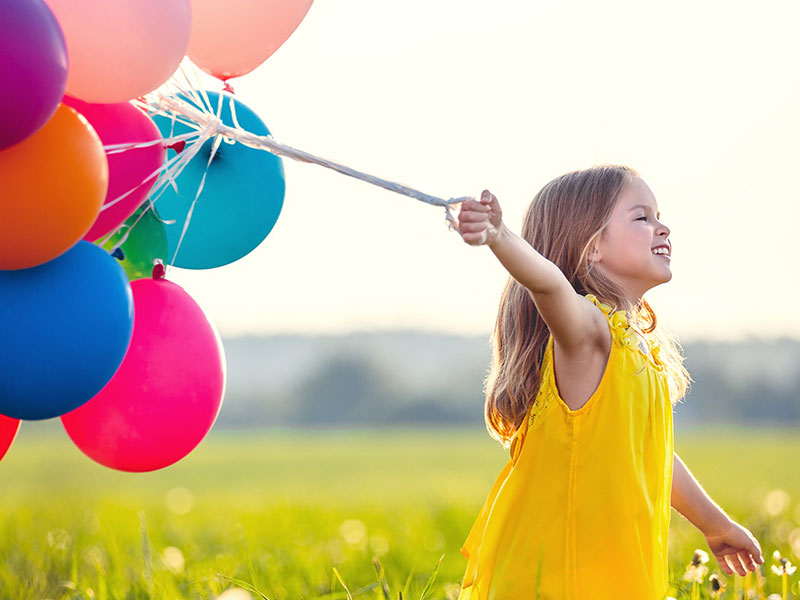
[152,91,285,269]
[0,242,134,420]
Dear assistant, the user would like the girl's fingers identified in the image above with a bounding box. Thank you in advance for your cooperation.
[461,198,490,212]
[749,537,764,563]
[459,190,496,246]
[739,550,757,572]
[480,189,498,205]
[728,553,747,577]
[721,554,740,577]
[462,231,486,245]
[458,221,488,234]
[718,557,733,576]
[459,211,490,223]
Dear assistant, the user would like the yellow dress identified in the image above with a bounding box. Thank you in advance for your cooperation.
[458,295,674,600]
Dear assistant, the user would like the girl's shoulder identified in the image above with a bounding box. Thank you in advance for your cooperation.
[584,294,622,326]
[584,293,664,370]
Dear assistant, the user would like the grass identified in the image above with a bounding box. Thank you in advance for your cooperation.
[0,424,798,599]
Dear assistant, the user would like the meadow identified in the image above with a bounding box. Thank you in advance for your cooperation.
[1,424,798,600]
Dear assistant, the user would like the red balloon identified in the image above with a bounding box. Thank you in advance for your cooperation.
[0,415,21,463]
[61,277,226,472]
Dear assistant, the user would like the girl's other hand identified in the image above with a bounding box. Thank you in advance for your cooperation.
[704,519,764,576]
[457,189,503,246]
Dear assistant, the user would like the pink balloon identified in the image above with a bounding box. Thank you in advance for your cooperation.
[44,0,191,103]
[0,415,21,463]
[61,277,226,472]
[187,0,314,81]
[62,96,166,242]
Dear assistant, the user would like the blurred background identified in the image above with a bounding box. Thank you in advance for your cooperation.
[195,332,800,430]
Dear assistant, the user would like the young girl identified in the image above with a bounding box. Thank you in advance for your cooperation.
[454,165,764,599]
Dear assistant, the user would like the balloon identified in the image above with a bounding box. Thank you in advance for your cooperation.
[0,242,134,421]
[188,0,314,81]
[99,203,169,281]
[0,104,108,270]
[62,277,226,472]
[62,96,165,241]
[152,91,285,269]
[0,416,21,463]
[0,0,68,149]
[43,0,191,103]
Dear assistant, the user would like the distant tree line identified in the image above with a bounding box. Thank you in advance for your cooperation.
[216,337,800,429]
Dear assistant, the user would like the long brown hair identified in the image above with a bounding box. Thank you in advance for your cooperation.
[484,165,690,449]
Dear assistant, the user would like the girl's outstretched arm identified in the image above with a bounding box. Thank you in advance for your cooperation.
[671,452,764,576]
[456,190,607,354]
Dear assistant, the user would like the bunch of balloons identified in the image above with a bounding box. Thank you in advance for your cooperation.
[0,0,313,471]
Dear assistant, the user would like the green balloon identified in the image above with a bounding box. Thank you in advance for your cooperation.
[98,203,168,281]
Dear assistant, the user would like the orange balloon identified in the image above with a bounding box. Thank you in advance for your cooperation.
[0,104,108,270]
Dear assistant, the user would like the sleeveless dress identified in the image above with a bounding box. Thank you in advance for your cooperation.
[458,295,674,600]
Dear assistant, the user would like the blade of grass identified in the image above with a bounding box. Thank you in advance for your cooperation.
[418,554,444,600]
[333,566,354,600]
[138,511,153,593]
[372,557,392,600]
[216,573,271,599]
[401,567,414,600]
[315,582,380,599]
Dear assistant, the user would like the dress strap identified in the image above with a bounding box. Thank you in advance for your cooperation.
[585,294,664,369]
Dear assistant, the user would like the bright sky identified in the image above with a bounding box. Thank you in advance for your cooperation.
[167,0,800,341]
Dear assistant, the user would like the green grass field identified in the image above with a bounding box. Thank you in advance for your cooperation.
[1,424,799,599]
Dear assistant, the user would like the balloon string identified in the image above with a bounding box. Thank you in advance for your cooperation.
[103,131,196,155]
[141,82,470,230]
[225,91,242,133]
[106,201,153,253]
[96,127,208,252]
[105,70,470,263]
[167,97,227,269]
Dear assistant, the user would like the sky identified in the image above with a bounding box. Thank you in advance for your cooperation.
[166,0,800,341]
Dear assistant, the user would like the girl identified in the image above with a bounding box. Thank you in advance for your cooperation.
[454,165,764,599]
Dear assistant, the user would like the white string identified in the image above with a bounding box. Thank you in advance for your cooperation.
[169,132,224,268]
[142,79,469,229]
[101,73,471,269]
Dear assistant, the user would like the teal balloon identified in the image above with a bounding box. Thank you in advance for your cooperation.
[99,202,168,281]
[152,91,285,269]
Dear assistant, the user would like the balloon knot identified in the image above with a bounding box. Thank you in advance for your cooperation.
[222,82,235,94]
[111,247,125,261]
[152,259,166,280]
[165,140,186,153]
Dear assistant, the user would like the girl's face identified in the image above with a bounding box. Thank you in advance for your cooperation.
[593,177,672,301]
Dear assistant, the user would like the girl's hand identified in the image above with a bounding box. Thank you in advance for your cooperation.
[704,519,764,576]
[456,189,503,246]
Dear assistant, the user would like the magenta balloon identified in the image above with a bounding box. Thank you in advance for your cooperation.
[0,415,21,463]
[187,0,314,81]
[44,0,191,103]
[62,96,165,241]
[0,0,68,149]
[61,278,226,472]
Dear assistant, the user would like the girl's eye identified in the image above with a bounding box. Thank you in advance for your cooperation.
[636,216,648,221]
